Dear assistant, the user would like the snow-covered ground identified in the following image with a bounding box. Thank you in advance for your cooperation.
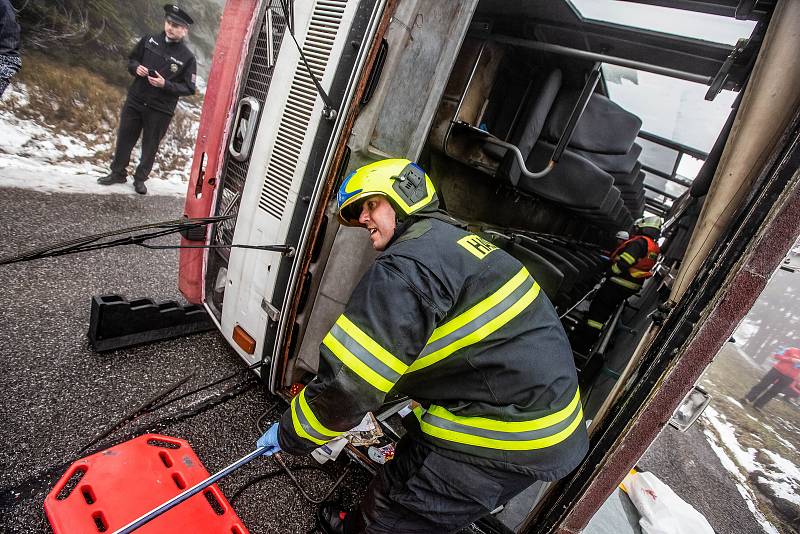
[0,84,196,197]
[701,405,799,534]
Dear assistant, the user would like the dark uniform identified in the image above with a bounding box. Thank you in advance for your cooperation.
[279,214,588,532]
[108,28,196,184]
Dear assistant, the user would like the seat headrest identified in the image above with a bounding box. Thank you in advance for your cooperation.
[543,92,642,155]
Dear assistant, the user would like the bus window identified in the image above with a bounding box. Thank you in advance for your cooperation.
[586,250,800,534]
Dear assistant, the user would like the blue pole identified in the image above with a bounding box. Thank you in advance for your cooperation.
[112,447,269,534]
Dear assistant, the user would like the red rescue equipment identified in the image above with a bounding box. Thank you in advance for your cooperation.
[44,434,247,534]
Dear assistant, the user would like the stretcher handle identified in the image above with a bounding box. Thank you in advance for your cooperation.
[112,447,270,534]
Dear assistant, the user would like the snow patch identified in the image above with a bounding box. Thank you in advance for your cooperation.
[703,406,758,472]
[0,81,195,197]
[704,428,780,534]
[726,396,744,409]
[762,450,800,504]
[0,154,187,197]
[701,405,800,532]
[761,422,798,452]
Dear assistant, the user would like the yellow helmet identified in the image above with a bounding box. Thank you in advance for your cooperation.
[635,216,663,231]
[336,159,437,227]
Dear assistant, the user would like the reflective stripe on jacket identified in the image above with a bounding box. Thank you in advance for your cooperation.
[278,218,588,480]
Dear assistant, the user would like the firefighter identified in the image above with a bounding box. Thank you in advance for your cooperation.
[257,159,588,533]
[571,216,663,358]
[742,347,800,410]
[97,4,196,195]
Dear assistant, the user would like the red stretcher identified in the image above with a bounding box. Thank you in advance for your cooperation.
[44,434,248,534]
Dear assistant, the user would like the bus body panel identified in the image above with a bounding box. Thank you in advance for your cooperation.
[178,0,261,304]
[219,0,362,364]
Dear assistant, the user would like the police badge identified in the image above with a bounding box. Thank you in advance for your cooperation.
[170,63,179,73]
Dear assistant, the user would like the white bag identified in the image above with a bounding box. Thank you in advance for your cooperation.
[621,470,714,534]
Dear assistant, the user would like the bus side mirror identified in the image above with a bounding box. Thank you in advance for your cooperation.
[669,386,711,432]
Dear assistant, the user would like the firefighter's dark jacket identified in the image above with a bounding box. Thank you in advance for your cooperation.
[279,216,589,480]
[125,32,196,115]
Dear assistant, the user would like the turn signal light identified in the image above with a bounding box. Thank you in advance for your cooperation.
[233,325,256,354]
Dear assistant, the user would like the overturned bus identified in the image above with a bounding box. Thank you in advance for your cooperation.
[177,0,800,531]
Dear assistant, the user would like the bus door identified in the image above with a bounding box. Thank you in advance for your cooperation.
[205,0,363,369]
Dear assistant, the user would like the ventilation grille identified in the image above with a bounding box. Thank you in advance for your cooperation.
[212,1,288,257]
[257,0,348,219]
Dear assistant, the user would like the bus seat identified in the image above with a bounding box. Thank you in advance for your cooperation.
[570,143,642,174]
[543,92,642,155]
[484,233,564,300]
[622,189,646,218]
[609,161,643,187]
[523,141,631,228]
[572,187,621,219]
[512,234,580,297]
[490,68,563,185]
[518,141,614,211]
[580,194,632,229]
[576,198,629,229]
[497,231,603,310]
[508,242,564,301]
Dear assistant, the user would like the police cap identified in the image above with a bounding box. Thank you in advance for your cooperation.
[163,4,194,27]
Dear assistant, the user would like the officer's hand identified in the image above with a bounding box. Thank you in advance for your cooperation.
[256,422,282,457]
[148,71,166,88]
[136,65,149,77]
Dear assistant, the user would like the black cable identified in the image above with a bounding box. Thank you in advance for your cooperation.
[279,0,337,116]
[256,402,282,434]
[139,243,294,254]
[0,376,257,503]
[0,215,292,265]
[229,465,332,503]
[147,359,265,413]
[273,454,352,505]
[129,377,257,436]
[77,371,196,454]
[0,215,233,265]
[243,393,354,509]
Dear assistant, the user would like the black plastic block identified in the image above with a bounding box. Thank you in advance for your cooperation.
[88,295,215,352]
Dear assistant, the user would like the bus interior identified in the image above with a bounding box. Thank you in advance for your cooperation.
[285,0,762,423]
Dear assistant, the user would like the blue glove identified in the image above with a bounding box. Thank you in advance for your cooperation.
[257,422,282,456]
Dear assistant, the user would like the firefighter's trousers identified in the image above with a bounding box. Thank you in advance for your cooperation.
[572,280,639,355]
[346,436,535,534]
[745,367,794,409]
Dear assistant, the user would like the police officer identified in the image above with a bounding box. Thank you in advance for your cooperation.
[256,159,588,533]
[572,216,663,360]
[98,4,197,195]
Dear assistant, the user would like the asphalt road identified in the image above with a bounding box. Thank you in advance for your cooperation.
[0,186,778,534]
[0,187,369,533]
[640,419,770,533]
